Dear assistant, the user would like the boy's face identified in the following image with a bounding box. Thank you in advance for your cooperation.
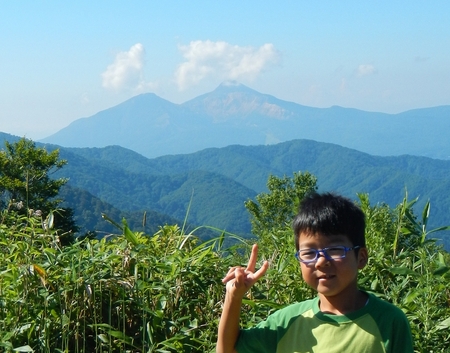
[297,232,368,299]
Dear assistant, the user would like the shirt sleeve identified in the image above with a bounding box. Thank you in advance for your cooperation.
[234,302,308,353]
[235,320,279,353]
[388,310,414,353]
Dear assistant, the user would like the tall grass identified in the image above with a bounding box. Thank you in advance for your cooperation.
[0,194,449,352]
[0,209,238,352]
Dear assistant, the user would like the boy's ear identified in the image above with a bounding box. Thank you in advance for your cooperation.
[357,247,368,269]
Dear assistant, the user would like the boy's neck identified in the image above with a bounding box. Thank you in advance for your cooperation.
[318,289,368,315]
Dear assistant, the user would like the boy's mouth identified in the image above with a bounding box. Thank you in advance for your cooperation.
[317,274,335,280]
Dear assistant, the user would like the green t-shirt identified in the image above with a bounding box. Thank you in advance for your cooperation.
[235,292,413,353]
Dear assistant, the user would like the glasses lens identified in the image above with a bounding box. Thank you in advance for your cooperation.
[298,249,317,261]
[326,246,346,259]
[298,246,349,262]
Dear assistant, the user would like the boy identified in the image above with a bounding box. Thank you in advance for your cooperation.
[217,192,413,353]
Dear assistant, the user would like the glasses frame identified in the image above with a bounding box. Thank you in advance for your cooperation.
[295,245,361,263]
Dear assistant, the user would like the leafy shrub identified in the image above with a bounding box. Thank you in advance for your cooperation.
[359,193,450,352]
[0,209,234,352]
[0,183,449,352]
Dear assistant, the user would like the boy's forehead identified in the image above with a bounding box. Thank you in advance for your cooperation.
[298,232,351,246]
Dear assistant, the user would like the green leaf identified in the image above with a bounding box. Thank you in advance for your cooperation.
[438,252,446,265]
[426,225,450,236]
[157,295,167,310]
[107,330,132,343]
[370,278,379,291]
[101,213,123,230]
[13,346,34,352]
[46,211,54,230]
[189,318,198,328]
[242,298,256,307]
[433,266,450,276]
[389,267,420,277]
[404,291,420,304]
[89,323,114,329]
[421,201,430,231]
[97,334,109,343]
[436,316,450,330]
[122,218,139,246]
[218,231,225,249]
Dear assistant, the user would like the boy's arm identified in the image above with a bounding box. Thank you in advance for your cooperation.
[216,244,269,353]
[216,289,243,353]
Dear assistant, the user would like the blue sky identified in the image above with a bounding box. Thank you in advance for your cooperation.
[1,1,449,140]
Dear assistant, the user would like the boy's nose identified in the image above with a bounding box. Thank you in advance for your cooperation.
[315,253,331,267]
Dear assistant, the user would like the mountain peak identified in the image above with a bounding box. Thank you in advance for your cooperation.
[212,81,258,94]
[180,81,307,122]
[219,80,242,87]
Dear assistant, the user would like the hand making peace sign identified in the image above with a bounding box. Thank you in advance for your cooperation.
[222,244,269,297]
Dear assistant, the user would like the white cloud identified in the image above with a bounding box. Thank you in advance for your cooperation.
[102,43,149,91]
[175,40,280,90]
[357,64,376,77]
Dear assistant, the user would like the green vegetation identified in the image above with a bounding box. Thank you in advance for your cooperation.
[0,138,78,244]
[1,164,449,351]
[0,138,67,212]
[245,171,317,237]
[58,184,185,237]
[54,141,450,250]
[0,206,232,352]
[56,147,256,237]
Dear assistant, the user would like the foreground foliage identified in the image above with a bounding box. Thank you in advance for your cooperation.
[0,138,78,242]
[0,188,449,352]
[0,208,236,352]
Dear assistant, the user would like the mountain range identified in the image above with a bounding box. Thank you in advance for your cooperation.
[39,81,450,160]
[59,139,450,250]
[1,131,450,250]
[2,82,450,250]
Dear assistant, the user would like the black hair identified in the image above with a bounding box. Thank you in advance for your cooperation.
[292,192,366,251]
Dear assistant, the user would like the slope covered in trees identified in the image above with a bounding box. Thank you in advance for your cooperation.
[63,140,450,249]
[2,134,450,249]
[55,146,256,235]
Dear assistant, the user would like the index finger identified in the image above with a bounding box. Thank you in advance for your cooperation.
[253,260,269,281]
[246,244,259,272]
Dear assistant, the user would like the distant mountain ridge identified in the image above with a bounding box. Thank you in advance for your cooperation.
[61,140,450,247]
[1,133,450,250]
[39,82,450,159]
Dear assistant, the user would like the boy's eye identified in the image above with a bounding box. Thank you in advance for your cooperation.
[326,247,346,257]
[299,250,317,260]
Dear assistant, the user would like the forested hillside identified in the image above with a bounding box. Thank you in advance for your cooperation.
[2,133,450,249]
[58,184,180,235]
[55,146,256,235]
[57,140,450,249]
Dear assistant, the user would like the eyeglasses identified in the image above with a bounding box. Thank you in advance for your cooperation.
[295,245,361,263]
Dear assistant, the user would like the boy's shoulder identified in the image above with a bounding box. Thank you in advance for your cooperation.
[255,292,408,330]
[268,292,406,323]
[366,292,405,313]
[364,292,409,323]
[257,297,318,329]
[237,292,413,353]
[277,296,318,317]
